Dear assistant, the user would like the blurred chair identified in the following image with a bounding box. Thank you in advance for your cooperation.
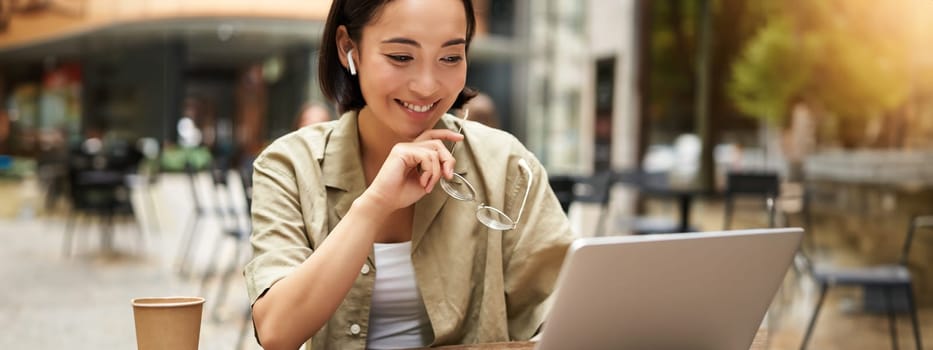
[235,158,255,350]
[176,160,209,277]
[568,169,688,236]
[195,156,256,350]
[722,171,780,229]
[199,158,252,322]
[62,139,143,257]
[570,171,614,236]
[133,137,162,234]
[800,215,930,350]
[785,179,843,252]
[775,181,808,228]
[776,180,820,256]
[548,174,578,214]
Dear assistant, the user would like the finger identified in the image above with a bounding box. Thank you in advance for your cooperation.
[414,129,464,143]
[419,165,432,189]
[414,148,436,189]
[414,148,439,192]
[416,139,455,178]
[394,146,421,172]
[435,146,456,178]
[395,142,446,188]
[422,139,447,153]
[425,150,442,191]
[445,158,456,178]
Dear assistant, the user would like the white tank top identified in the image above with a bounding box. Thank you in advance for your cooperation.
[366,241,434,349]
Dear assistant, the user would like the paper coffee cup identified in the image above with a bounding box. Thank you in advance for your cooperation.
[132,296,205,350]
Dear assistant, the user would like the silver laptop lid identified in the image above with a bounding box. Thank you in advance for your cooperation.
[536,228,803,350]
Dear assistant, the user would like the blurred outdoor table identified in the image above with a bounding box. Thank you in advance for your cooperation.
[417,327,768,349]
[615,169,715,233]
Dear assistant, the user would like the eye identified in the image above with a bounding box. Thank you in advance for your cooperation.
[441,55,464,64]
[385,54,413,62]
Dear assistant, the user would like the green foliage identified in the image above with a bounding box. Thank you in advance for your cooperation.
[728,0,921,136]
[728,18,813,125]
[647,0,782,133]
[160,146,212,172]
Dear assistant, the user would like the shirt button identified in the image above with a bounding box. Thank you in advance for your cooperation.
[350,323,361,335]
[361,264,370,275]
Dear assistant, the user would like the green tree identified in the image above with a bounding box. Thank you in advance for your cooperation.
[729,0,920,148]
[728,18,814,125]
[643,0,776,187]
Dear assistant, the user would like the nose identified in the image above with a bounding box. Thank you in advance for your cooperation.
[408,63,440,98]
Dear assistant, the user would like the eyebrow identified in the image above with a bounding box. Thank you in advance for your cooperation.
[381,37,467,48]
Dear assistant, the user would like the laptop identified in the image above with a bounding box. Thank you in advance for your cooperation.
[535,228,803,350]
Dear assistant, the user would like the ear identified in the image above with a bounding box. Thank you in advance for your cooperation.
[335,25,356,71]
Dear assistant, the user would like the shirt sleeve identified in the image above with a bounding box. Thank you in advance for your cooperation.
[501,151,575,340]
[243,145,315,306]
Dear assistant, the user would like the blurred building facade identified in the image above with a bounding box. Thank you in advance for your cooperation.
[523,0,641,175]
[1,1,332,161]
[1,0,657,180]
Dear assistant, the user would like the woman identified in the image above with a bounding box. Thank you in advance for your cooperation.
[245,0,573,349]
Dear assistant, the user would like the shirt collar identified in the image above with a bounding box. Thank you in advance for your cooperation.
[320,110,366,192]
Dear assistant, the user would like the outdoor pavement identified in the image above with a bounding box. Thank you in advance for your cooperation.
[0,173,260,350]
[2,172,932,349]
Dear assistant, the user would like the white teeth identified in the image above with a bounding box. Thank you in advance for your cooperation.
[403,101,434,113]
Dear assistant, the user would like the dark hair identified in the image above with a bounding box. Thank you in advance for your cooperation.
[319,0,478,113]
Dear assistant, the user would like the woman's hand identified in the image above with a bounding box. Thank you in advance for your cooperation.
[362,129,463,210]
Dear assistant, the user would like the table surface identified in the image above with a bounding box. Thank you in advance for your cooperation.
[420,327,768,350]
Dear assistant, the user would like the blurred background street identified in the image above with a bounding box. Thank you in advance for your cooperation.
[3,0,933,349]
[0,174,256,349]
[2,172,933,349]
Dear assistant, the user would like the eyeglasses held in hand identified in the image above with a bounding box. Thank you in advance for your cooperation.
[439,110,533,230]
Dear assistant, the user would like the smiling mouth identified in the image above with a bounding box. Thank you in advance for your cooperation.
[396,99,438,113]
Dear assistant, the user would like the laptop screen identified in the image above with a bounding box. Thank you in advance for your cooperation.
[536,228,803,350]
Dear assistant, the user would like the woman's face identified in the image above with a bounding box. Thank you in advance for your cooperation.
[354,0,468,140]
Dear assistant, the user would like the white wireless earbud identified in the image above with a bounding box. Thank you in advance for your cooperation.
[347,49,357,76]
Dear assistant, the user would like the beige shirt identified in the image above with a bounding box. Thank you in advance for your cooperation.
[245,111,574,350]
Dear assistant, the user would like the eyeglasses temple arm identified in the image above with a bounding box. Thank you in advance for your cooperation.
[448,109,470,154]
[512,159,533,225]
